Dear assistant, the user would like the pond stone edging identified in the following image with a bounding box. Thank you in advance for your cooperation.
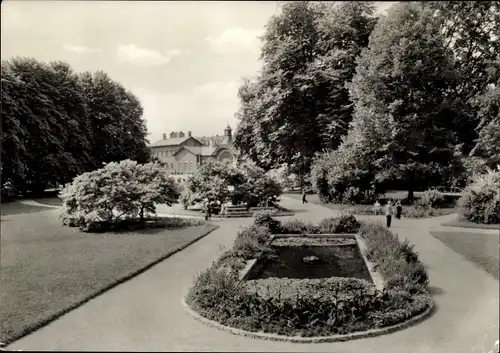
[182,297,435,343]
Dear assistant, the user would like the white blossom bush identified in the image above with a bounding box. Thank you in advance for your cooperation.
[59,159,179,230]
[183,160,282,209]
[458,167,500,224]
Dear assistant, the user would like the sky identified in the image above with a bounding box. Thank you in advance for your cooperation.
[1,0,395,143]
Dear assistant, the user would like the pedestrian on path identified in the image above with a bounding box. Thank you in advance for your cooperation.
[221,202,227,220]
[395,200,402,219]
[385,200,393,228]
[373,200,381,215]
[302,189,308,204]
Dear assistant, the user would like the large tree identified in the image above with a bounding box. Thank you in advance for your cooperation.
[234,1,377,180]
[78,71,150,167]
[1,57,151,196]
[423,1,500,153]
[348,2,459,200]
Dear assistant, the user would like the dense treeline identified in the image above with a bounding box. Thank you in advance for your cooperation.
[1,57,150,197]
[234,1,500,199]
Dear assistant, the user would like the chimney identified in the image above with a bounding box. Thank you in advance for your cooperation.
[179,131,185,138]
[170,131,177,138]
[163,133,167,140]
[188,131,192,137]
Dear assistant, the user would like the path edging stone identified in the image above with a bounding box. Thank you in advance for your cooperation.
[182,297,435,343]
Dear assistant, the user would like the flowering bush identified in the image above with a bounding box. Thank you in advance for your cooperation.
[59,159,179,230]
[458,168,500,224]
[183,160,282,208]
[415,189,444,209]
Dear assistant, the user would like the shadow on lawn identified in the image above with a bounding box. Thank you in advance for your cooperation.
[428,286,446,296]
[1,202,55,216]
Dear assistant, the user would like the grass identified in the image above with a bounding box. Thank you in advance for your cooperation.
[0,208,218,345]
[430,231,499,280]
[441,219,500,230]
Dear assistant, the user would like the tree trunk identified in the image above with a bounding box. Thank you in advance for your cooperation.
[407,188,414,202]
[139,206,144,222]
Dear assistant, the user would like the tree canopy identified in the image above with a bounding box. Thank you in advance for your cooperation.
[1,57,150,196]
[345,2,459,199]
[234,1,377,179]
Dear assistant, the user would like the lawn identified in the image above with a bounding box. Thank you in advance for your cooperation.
[430,230,499,280]
[0,207,218,345]
[441,218,500,230]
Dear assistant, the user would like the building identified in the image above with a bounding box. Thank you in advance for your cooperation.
[148,125,242,179]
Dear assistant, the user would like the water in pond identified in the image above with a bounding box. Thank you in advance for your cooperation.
[249,245,372,281]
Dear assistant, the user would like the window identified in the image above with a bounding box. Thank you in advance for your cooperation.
[189,162,192,171]
[170,163,174,169]
[184,162,187,169]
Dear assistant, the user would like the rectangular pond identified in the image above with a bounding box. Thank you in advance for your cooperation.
[246,243,372,281]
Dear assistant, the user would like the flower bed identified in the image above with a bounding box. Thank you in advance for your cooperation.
[185,214,433,340]
[343,204,456,218]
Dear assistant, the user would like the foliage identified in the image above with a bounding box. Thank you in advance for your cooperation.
[359,221,429,287]
[184,160,282,208]
[317,215,361,234]
[186,210,432,338]
[341,203,456,219]
[470,81,500,162]
[253,210,282,234]
[422,1,500,154]
[59,160,179,231]
[311,135,381,204]
[458,168,500,224]
[416,189,444,209]
[279,219,319,235]
[231,225,272,260]
[266,165,299,191]
[1,57,150,196]
[234,2,377,176]
[347,2,460,200]
[239,162,283,207]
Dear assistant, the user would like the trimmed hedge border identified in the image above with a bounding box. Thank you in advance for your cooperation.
[182,297,435,343]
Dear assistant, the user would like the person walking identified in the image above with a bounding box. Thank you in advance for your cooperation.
[385,200,394,228]
[395,200,402,220]
[302,189,308,204]
[221,202,227,220]
[373,200,381,215]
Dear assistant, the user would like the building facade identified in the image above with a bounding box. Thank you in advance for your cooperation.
[148,125,242,180]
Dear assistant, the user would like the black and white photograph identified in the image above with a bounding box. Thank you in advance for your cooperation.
[1,1,499,352]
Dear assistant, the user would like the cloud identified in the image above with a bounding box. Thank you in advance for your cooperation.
[132,80,242,142]
[62,43,101,54]
[117,44,184,67]
[206,27,264,54]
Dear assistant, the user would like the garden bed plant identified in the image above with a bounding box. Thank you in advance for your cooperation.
[185,213,433,339]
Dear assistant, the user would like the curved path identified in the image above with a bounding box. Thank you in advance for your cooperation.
[6,197,499,352]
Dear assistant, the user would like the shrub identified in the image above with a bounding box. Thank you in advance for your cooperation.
[253,210,282,234]
[311,140,382,205]
[185,160,282,208]
[359,221,428,287]
[458,168,500,224]
[59,160,179,231]
[318,215,361,234]
[279,219,316,234]
[416,189,444,209]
